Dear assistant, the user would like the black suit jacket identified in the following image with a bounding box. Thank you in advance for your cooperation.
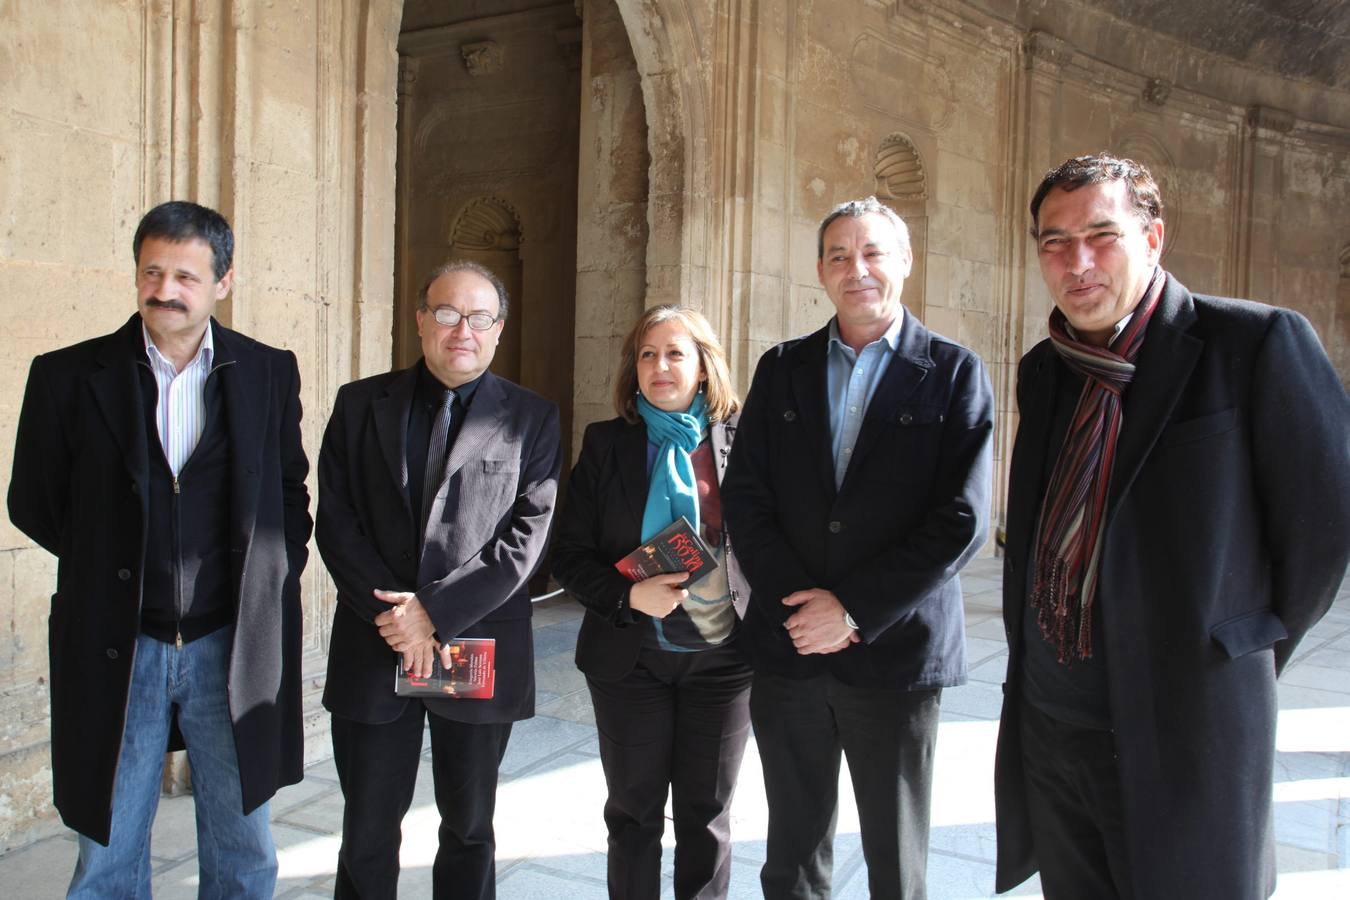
[317,366,562,725]
[7,314,312,843]
[551,416,748,681]
[722,312,994,688]
[994,276,1350,899]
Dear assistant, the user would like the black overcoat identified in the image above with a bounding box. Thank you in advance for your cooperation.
[994,277,1350,899]
[316,366,562,725]
[7,314,313,844]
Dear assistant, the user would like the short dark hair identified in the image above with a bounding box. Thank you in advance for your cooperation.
[817,196,911,259]
[133,201,234,281]
[1029,153,1163,238]
[417,260,510,320]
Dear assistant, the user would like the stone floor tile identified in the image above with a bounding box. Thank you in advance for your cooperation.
[496,861,611,899]
[965,635,1009,668]
[275,782,347,835]
[533,620,584,658]
[0,833,77,896]
[534,688,599,727]
[940,679,1005,720]
[500,715,597,777]
[533,648,590,695]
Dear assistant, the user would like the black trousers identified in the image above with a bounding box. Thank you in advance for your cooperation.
[1019,699,1133,899]
[330,703,513,900]
[750,670,941,900]
[586,640,753,900]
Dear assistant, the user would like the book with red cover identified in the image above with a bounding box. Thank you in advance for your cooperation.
[614,515,719,586]
[394,637,496,699]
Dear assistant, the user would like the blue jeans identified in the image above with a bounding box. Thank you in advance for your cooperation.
[68,627,276,899]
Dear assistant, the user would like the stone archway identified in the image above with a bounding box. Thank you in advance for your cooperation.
[390,0,583,454]
[351,0,713,449]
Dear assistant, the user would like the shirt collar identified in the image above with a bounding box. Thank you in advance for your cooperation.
[142,319,214,371]
[417,359,485,410]
[1063,312,1135,346]
[826,307,905,357]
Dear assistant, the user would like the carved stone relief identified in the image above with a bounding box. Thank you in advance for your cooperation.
[450,197,523,251]
[461,41,503,76]
[1112,132,1180,261]
[875,133,927,200]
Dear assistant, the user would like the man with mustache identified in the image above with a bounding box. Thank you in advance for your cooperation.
[724,196,994,899]
[994,154,1350,899]
[8,201,313,897]
[316,260,562,899]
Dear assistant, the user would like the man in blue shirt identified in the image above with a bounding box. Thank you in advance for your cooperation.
[724,196,994,899]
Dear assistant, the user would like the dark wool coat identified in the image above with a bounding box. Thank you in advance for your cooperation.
[721,313,994,689]
[316,367,562,725]
[994,276,1350,899]
[8,315,313,844]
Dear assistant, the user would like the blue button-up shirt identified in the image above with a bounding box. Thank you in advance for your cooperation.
[826,311,905,489]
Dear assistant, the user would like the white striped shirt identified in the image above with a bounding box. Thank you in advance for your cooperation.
[142,323,214,476]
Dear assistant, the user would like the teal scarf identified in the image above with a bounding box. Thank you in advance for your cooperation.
[637,393,708,541]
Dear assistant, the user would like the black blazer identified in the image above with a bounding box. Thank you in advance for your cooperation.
[722,313,994,688]
[552,416,748,681]
[316,366,562,725]
[8,314,312,844]
[994,277,1350,899]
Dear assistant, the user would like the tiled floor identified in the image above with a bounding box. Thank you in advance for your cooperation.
[2,559,1347,898]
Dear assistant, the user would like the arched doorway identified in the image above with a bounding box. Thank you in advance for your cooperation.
[392,0,585,455]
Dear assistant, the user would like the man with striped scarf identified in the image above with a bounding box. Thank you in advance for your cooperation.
[994,154,1350,899]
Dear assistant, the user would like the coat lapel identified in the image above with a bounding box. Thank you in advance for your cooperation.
[1006,343,1061,615]
[215,322,266,552]
[373,366,418,512]
[89,317,151,488]
[843,311,933,486]
[442,372,509,483]
[616,421,650,532]
[1106,276,1201,516]
[788,328,837,500]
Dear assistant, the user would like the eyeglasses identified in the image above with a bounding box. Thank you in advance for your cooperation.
[427,307,501,331]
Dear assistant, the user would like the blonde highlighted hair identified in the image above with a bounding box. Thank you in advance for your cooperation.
[613,305,740,424]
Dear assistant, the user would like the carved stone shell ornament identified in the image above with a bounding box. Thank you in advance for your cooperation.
[875,134,927,200]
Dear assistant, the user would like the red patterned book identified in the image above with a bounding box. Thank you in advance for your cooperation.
[614,516,718,586]
[394,637,496,699]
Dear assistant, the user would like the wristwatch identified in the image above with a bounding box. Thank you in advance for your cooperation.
[843,610,859,631]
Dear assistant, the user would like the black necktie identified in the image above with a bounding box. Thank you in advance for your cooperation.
[422,389,456,531]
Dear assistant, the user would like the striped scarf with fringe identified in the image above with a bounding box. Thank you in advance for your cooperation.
[1029,268,1164,663]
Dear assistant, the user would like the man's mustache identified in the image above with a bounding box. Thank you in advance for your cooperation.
[145,298,188,312]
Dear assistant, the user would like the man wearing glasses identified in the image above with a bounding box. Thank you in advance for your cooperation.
[316,260,562,899]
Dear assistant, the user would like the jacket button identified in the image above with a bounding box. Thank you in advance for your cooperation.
[117,568,131,581]
[106,648,118,659]
[402,551,413,561]
[828,520,842,534]
[130,481,139,494]
[783,410,797,422]
[899,412,913,425]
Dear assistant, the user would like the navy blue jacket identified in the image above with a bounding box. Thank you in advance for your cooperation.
[722,312,994,688]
